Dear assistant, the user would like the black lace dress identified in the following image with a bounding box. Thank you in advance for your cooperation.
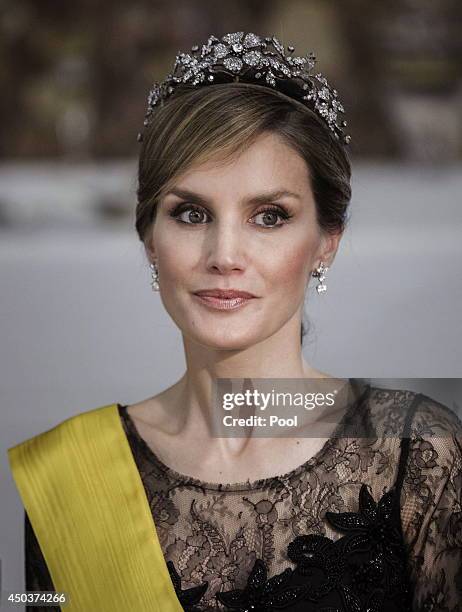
[25,384,462,611]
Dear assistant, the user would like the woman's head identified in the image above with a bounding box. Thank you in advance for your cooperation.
[136,83,351,349]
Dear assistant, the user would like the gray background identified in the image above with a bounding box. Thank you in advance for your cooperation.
[1,162,462,604]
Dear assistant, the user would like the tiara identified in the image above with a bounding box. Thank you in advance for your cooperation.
[137,32,350,146]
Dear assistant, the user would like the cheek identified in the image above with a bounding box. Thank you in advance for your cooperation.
[161,249,192,280]
[153,229,195,282]
[263,240,313,294]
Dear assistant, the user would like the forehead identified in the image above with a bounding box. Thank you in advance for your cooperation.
[170,132,311,195]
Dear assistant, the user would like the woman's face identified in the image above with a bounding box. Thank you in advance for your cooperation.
[145,131,341,350]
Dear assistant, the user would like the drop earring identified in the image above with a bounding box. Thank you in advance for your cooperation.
[312,261,328,293]
[150,261,160,291]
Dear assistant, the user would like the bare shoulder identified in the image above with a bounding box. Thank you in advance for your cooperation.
[125,384,179,432]
[125,397,161,425]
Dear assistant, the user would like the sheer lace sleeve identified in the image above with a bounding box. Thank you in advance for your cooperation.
[25,511,61,611]
[401,397,462,611]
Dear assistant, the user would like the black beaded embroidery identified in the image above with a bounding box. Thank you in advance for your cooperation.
[167,484,413,611]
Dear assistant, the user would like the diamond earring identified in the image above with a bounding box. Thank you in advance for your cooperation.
[150,261,160,291]
[312,262,329,293]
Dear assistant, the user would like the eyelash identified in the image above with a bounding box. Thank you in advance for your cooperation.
[168,203,294,229]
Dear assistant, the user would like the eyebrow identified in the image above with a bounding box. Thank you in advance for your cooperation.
[164,187,302,205]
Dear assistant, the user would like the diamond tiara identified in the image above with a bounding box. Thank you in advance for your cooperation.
[137,32,350,146]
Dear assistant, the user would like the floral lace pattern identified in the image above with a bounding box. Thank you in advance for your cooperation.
[25,384,462,611]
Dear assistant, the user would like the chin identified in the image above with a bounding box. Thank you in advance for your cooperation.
[189,327,261,351]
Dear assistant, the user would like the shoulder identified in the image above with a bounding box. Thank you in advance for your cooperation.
[366,384,462,432]
[363,385,462,474]
[407,391,462,479]
[410,391,462,438]
[124,389,179,433]
[367,384,462,476]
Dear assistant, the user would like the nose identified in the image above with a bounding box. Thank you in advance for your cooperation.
[205,220,246,275]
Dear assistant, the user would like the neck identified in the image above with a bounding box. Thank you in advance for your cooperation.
[169,317,338,443]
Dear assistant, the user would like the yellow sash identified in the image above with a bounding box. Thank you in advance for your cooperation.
[7,403,183,612]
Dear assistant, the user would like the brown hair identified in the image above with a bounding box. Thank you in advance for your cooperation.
[136,83,352,345]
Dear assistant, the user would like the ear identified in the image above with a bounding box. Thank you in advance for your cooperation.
[315,230,343,269]
[143,235,157,264]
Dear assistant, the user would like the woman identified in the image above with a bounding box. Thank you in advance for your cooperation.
[9,32,462,612]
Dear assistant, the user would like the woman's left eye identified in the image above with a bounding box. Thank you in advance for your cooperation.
[251,207,292,228]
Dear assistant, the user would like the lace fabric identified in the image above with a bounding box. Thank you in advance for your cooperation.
[25,383,462,611]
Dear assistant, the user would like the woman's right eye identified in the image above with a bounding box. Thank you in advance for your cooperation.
[170,204,209,224]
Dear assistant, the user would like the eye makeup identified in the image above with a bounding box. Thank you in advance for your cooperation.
[167,202,294,229]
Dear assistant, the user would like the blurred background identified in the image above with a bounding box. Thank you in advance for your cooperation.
[1,0,462,164]
[1,0,462,603]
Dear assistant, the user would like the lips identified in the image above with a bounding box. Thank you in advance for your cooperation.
[193,289,256,299]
